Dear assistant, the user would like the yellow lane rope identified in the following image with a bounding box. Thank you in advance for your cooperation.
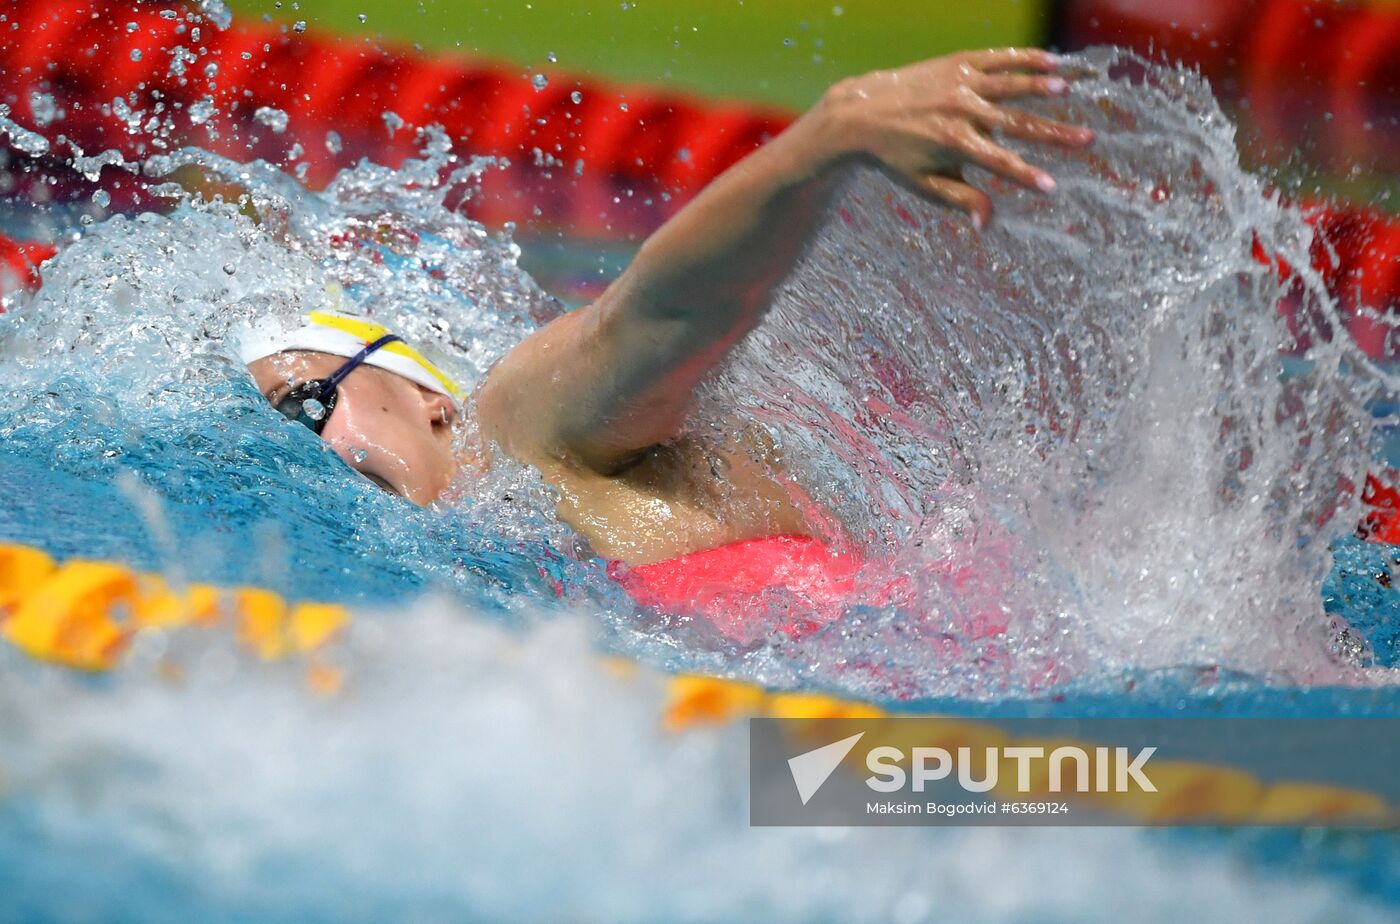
[0,542,1388,826]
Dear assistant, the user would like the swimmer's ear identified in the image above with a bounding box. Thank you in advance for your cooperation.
[416,384,458,428]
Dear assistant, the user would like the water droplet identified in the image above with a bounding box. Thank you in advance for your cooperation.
[531,73,549,91]
[302,398,326,420]
[832,4,844,14]
[198,0,233,30]
[570,90,583,104]
[547,51,557,63]
[324,129,343,154]
[292,20,307,33]
[253,105,289,133]
[783,37,795,48]
[222,262,235,274]
[188,98,215,125]
[28,91,58,127]
[358,12,367,23]
[0,114,50,158]
[352,448,368,463]
[129,49,142,62]
[125,21,138,32]
[91,189,110,208]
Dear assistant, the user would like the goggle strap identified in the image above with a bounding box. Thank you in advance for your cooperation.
[319,333,402,398]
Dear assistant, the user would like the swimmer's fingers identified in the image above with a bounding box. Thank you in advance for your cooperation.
[977,73,1068,101]
[951,127,1055,193]
[955,90,1092,149]
[983,107,1095,147]
[917,174,992,230]
[960,47,1060,74]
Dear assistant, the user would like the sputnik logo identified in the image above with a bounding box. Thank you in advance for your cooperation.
[788,732,865,805]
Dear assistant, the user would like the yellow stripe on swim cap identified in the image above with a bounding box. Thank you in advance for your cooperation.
[306,309,463,400]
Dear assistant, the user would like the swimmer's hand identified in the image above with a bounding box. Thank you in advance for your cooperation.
[810,47,1093,228]
[477,49,1091,475]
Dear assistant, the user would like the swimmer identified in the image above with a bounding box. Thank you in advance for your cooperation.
[246,49,1092,568]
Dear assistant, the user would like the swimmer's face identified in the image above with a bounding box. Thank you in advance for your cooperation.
[248,350,459,505]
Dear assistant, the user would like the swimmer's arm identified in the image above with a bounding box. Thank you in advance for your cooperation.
[478,114,844,472]
[478,48,1092,472]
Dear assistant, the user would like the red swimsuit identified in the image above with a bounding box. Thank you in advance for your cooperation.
[608,531,1013,654]
[607,534,864,640]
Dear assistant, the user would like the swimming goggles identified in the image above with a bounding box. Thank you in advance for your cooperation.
[273,333,401,435]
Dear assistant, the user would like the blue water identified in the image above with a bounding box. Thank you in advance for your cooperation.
[2,46,1400,922]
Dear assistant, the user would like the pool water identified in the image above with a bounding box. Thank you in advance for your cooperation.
[2,46,1400,922]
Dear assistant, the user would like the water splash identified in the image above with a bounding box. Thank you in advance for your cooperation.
[697,48,1392,692]
[0,49,1395,704]
[0,131,599,616]
[1,611,1392,924]
[2,43,1399,924]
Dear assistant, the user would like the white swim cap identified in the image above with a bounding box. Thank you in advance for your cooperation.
[236,287,463,402]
